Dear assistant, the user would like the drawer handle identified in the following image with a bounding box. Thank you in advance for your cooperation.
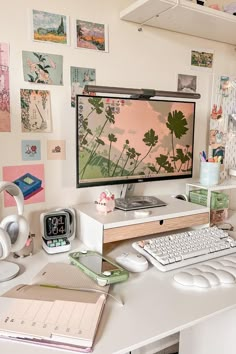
[159,220,164,225]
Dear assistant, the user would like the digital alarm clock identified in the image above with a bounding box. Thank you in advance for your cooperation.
[40,209,74,254]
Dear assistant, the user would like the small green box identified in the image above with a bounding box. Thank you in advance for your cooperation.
[189,189,229,210]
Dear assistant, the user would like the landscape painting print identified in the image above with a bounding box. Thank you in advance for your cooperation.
[22,51,63,85]
[0,43,10,132]
[76,20,108,52]
[32,10,68,44]
[20,89,52,133]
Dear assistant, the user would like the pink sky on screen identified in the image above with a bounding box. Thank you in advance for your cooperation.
[101,101,194,163]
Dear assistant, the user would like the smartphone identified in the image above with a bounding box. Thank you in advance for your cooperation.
[68,251,129,286]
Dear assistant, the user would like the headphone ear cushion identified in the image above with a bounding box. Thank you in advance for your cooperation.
[0,215,29,252]
[0,228,11,260]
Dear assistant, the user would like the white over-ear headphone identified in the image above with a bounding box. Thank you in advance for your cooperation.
[0,181,29,260]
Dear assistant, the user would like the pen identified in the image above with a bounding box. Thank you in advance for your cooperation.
[202,151,207,161]
[199,152,206,162]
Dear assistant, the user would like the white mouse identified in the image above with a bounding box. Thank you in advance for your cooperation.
[115,252,148,272]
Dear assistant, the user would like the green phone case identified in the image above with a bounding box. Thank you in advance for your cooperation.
[68,251,129,286]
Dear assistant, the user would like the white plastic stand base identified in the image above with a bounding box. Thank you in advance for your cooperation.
[0,261,20,282]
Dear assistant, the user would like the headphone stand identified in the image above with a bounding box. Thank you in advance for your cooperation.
[0,261,20,282]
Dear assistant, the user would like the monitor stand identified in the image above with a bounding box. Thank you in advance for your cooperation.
[115,184,167,211]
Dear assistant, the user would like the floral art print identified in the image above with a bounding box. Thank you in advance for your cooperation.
[0,43,10,132]
[20,89,52,133]
[22,51,63,85]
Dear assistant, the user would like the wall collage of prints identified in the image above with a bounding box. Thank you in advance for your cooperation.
[0,9,108,207]
[209,75,236,179]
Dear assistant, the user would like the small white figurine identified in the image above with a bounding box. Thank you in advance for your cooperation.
[13,233,35,258]
[95,189,115,214]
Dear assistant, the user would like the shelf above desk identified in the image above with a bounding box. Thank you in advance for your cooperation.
[187,178,236,192]
[120,0,236,45]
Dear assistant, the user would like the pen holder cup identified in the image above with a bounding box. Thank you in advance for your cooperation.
[200,161,221,186]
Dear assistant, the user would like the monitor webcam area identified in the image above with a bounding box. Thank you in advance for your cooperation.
[115,196,167,211]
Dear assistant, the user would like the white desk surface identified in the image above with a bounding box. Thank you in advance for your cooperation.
[1,238,236,354]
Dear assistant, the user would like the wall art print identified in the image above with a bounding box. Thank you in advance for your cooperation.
[0,42,10,132]
[20,89,52,133]
[47,140,66,160]
[70,66,96,107]
[177,74,197,93]
[191,48,214,72]
[32,9,69,45]
[76,19,108,52]
[22,140,41,161]
[2,164,45,206]
[22,51,63,85]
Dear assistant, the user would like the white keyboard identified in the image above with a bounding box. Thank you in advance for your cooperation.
[132,226,236,272]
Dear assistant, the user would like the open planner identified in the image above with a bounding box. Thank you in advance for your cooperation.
[0,263,109,352]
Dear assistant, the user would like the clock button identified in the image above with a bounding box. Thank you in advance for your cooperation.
[81,250,88,254]
[103,271,111,276]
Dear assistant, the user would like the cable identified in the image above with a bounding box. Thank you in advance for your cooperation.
[39,284,124,306]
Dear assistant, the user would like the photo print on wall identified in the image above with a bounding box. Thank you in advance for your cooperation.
[22,51,63,85]
[190,48,214,72]
[76,19,108,52]
[70,66,96,107]
[22,140,41,161]
[20,89,52,133]
[0,42,10,132]
[177,74,197,93]
[32,9,69,45]
[3,164,45,206]
[47,140,66,160]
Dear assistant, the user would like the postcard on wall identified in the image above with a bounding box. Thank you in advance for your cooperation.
[76,19,108,52]
[2,164,45,206]
[0,42,10,132]
[20,89,52,133]
[22,140,41,161]
[22,51,63,85]
[47,140,66,160]
[70,66,96,107]
[190,48,214,72]
[32,9,69,45]
[218,75,231,97]
[177,74,197,93]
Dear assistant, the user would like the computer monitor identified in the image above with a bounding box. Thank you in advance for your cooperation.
[76,94,196,190]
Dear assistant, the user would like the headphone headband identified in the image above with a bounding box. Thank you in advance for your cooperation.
[0,181,24,215]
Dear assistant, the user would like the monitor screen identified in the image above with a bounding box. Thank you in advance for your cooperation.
[76,94,196,188]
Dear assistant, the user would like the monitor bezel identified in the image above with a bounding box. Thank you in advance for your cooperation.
[76,94,196,188]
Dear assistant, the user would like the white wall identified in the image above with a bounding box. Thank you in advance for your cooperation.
[0,0,236,236]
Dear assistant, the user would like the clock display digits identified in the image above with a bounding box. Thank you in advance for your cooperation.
[46,215,67,236]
